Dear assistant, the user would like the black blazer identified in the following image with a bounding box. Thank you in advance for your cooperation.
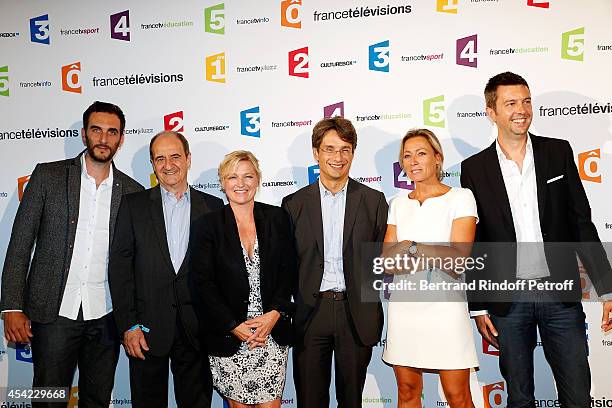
[281,178,388,347]
[109,186,223,356]
[190,202,296,357]
[461,134,612,316]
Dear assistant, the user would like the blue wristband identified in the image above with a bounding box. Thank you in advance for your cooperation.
[127,324,150,333]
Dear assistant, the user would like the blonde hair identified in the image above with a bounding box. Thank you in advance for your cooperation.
[399,128,445,181]
[218,150,262,185]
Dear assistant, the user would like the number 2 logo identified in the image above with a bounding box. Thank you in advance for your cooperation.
[289,47,309,78]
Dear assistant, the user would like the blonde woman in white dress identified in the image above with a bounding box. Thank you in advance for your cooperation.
[382,129,479,408]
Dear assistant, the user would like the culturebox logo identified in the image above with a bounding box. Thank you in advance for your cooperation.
[30,14,50,45]
[110,10,130,41]
[0,65,8,97]
[423,95,445,127]
[62,62,82,93]
[561,27,585,61]
[164,111,184,132]
[482,381,507,408]
[456,34,477,68]
[288,47,309,78]
[18,175,31,201]
[324,101,344,118]
[369,40,390,72]
[240,106,261,137]
[205,3,225,34]
[578,148,601,183]
[308,165,320,184]
[393,162,414,190]
[436,0,458,14]
[206,52,226,83]
[281,0,302,29]
[527,0,550,8]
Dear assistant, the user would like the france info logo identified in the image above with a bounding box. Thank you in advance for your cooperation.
[369,40,390,72]
[240,106,261,137]
[110,10,130,41]
[30,14,50,45]
[281,0,302,29]
[308,165,320,184]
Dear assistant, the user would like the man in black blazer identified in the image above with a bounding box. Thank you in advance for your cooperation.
[109,131,223,407]
[282,117,388,408]
[1,101,143,407]
[461,72,612,407]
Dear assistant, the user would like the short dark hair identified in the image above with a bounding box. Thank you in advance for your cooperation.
[311,117,357,150]
[484,72,530,110]
[82,101,126,134]
[149,131,190,161]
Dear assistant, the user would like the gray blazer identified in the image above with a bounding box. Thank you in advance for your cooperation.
[0,150,143,323]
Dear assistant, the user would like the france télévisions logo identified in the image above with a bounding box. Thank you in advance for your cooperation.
[288,47,309,78]
[308,165,320,184]
[205,3,225,34]
[527,0,549,8]
[281,0,302,29]
[164,111,184,132]
[18,175,31,201]
[110,10,130,41]
[240,106,261,137]
[62,62,82,93]
[206,52,226,83]
[456,34,477,68]
[393,162,414,190]
[436,0,458,14]
[369,40,390,72]
[324,101,344,118]
[578,148,601,183]
[482,381,507,408]
[30,14,50,45]
[0,66,8,97]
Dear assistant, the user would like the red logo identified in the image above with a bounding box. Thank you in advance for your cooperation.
[483,381,507,408]
[288,47,309,78]
[17,175,31,201]
[482,337,499,356]
[164,111,184,132]
[527,0,550,8]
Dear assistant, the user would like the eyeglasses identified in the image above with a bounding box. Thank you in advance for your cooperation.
[319,146,353,156]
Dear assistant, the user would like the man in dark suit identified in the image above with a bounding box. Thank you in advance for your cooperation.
[1,101,143,407]
[109,131,223,408]
[461,72,612,407]
[282,117,388,408]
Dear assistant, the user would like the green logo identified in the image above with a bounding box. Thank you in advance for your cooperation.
[423,95,445,127]
[205,3,225,34]
[0,66,8,97]
[561,27,584,61]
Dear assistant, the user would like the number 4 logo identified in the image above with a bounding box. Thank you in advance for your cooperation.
[289,47,309,78]
[561,27,584,61]
[110,10,130,41]
[456,34,477,68]
[205,3,225,35]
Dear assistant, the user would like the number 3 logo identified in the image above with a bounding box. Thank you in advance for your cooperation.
[369,40,390,72]
[240,106,261,138]
[30,14,50,45]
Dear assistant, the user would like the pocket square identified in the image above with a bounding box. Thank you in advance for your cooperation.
[546,175,564,184]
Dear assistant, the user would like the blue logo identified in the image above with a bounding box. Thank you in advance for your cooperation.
[240,106,261,137]
[15,343,33,363]
[369,40,390,72]
[308,165,320,184]
[30,14,50,45]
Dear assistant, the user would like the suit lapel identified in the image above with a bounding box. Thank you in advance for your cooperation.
[149,186,175,273]
[306,182,324,257]
[483,141,516,241]
[109,164,122,245]
[254,203,269,293]
[342,179,362,252]
[530,134,548,230]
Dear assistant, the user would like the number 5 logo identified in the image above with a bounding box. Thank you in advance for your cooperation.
[289,47,309,78]
[164,111,184,132]
[206,52,226,83]
[62,62,82,94]
[456,34,477,67]
[205,3,225,35]
[240,106,261,137]
[30,14,50,45]
[281,0,302,29]
[110,10,130,41]
[561,27,584,61]
[423,95,445,128]
[369,40,390,72]
[0,66,9,97]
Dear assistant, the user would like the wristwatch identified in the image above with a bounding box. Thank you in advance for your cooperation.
[408,241,418,256]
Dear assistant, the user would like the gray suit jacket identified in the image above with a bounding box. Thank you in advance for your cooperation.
[282,178,388,347]
[0,150,143,323]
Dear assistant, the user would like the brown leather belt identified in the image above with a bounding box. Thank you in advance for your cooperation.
[318,291,346,301]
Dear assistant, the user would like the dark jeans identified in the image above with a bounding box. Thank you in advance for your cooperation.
[30,310,120,408]
[490,301,590,408]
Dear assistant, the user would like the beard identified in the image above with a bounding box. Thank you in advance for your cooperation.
[85,137,120,163]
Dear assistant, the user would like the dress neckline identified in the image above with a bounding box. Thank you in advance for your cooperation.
[407,186,454,207]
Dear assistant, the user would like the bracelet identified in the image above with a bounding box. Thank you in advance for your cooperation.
[127,324,150,333]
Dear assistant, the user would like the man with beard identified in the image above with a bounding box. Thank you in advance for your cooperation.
[1,101,143,407]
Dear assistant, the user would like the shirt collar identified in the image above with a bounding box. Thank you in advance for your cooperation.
[319,178,348,198]
[160,184,190,203]
[495,135,533,165]
[80,153,113,187]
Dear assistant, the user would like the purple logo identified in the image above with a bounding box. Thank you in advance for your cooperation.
[456,34,477,68]
[324,101,344,118]
[393,162,414,190]
[110,10,130,41]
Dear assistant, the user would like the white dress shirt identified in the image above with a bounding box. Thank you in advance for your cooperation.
[58,155,114,321]
[319,179,348,292]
